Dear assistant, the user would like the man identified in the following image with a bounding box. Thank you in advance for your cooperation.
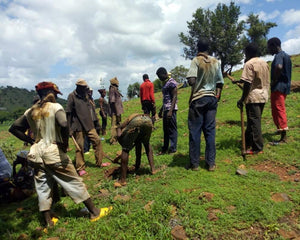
[235,43,270,154]
[9,82,111,226]
[108,77,124,145]
[267,37,292,144]
[156,67,178,154]
[84,87,101,153]
[186,38,224,171]
[66,79,103,176]
[115,114,156,185]
[140,74,156,124]
[98,88,110,137]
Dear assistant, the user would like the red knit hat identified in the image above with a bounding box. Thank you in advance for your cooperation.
[35,82,62,95]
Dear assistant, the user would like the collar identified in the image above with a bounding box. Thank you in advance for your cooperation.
[197,52,211,63]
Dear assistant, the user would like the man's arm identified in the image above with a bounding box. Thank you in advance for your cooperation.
[237,81,251,109]
[66,94,74,136]
[56,110,69,152]
[99,98,106,118]
[9,115,34,145]
[215,83,224,101]
[226,74,243,90]
[139,85,143,103]
[187,77,196,87]
[272,63,283,87]
[167,87,177,118]
[150,83,155,103]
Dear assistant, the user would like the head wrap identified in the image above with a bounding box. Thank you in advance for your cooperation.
[110,77,119,86]
[35,82,62,95]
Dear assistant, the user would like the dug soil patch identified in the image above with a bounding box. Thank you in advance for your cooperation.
[251,161,300,182]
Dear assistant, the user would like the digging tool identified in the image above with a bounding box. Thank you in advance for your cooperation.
[71,135,81,152]
[226,73,243,90]
[104,154,121,165]
[240,105,246,160]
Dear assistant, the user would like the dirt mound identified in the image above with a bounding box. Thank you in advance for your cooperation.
[252,161,300,182]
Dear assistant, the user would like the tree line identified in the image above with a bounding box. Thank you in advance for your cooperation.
[127,2,276,99]
[0,86,67,123]
[127,65,189,99]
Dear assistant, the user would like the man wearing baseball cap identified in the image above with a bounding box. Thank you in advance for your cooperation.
[9,81,111,227]
[66,79,104,176]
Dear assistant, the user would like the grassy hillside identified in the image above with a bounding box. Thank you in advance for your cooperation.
[0,86,67,113]
[0,55,299,239]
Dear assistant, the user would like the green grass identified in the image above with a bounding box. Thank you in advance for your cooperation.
[1,61,300,239]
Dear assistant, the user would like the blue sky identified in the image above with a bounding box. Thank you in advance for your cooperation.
[0,0,299,99]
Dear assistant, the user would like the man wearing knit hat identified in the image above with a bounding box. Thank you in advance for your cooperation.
[66,79,104,176]
[9,81,111,227]
[108,77,124,145]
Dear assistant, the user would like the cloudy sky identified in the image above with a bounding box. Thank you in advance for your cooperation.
[1,0,299,99]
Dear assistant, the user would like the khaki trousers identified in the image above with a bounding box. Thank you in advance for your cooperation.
[110,114,121,144]
[74,128,103,171]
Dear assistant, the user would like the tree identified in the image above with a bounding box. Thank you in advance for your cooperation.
[153,79,163,93]
[127,82,140,99]
[179,2,244,73]
[241,13,277,56]
[0,111,10,124]
[170,65,189,83]
[209,2,245,73]
[179,2,276,74]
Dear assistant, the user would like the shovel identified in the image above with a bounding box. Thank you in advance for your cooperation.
[240,106,246,160]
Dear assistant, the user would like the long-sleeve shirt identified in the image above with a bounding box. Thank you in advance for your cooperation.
[140,79,155,103]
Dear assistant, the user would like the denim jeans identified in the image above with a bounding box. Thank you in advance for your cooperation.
[188,97,218,167]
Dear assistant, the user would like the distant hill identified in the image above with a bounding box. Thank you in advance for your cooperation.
[0,86,67,112]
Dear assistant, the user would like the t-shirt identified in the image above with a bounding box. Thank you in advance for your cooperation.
[162,78,178,111]
[271,51,292,94]
[241,57,270,104]
[25,102,64,146]
[186,53,224,103]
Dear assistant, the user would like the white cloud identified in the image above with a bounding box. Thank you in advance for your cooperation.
[258,10,280,21]
[281,9,300,25]
[0,0,299,99]
[285,25,300,38]
[282,38,300,55]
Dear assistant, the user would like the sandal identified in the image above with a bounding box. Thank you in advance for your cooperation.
[43,217,58,233]
[101,162,111,167]
[90,206,113,222]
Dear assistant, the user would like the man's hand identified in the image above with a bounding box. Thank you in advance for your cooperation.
[69,130,73,137]
[57,142,68,153]
[158,108,163,118]
[167,110,172,119]
[187,77,196,87]
[237,99,243,109]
